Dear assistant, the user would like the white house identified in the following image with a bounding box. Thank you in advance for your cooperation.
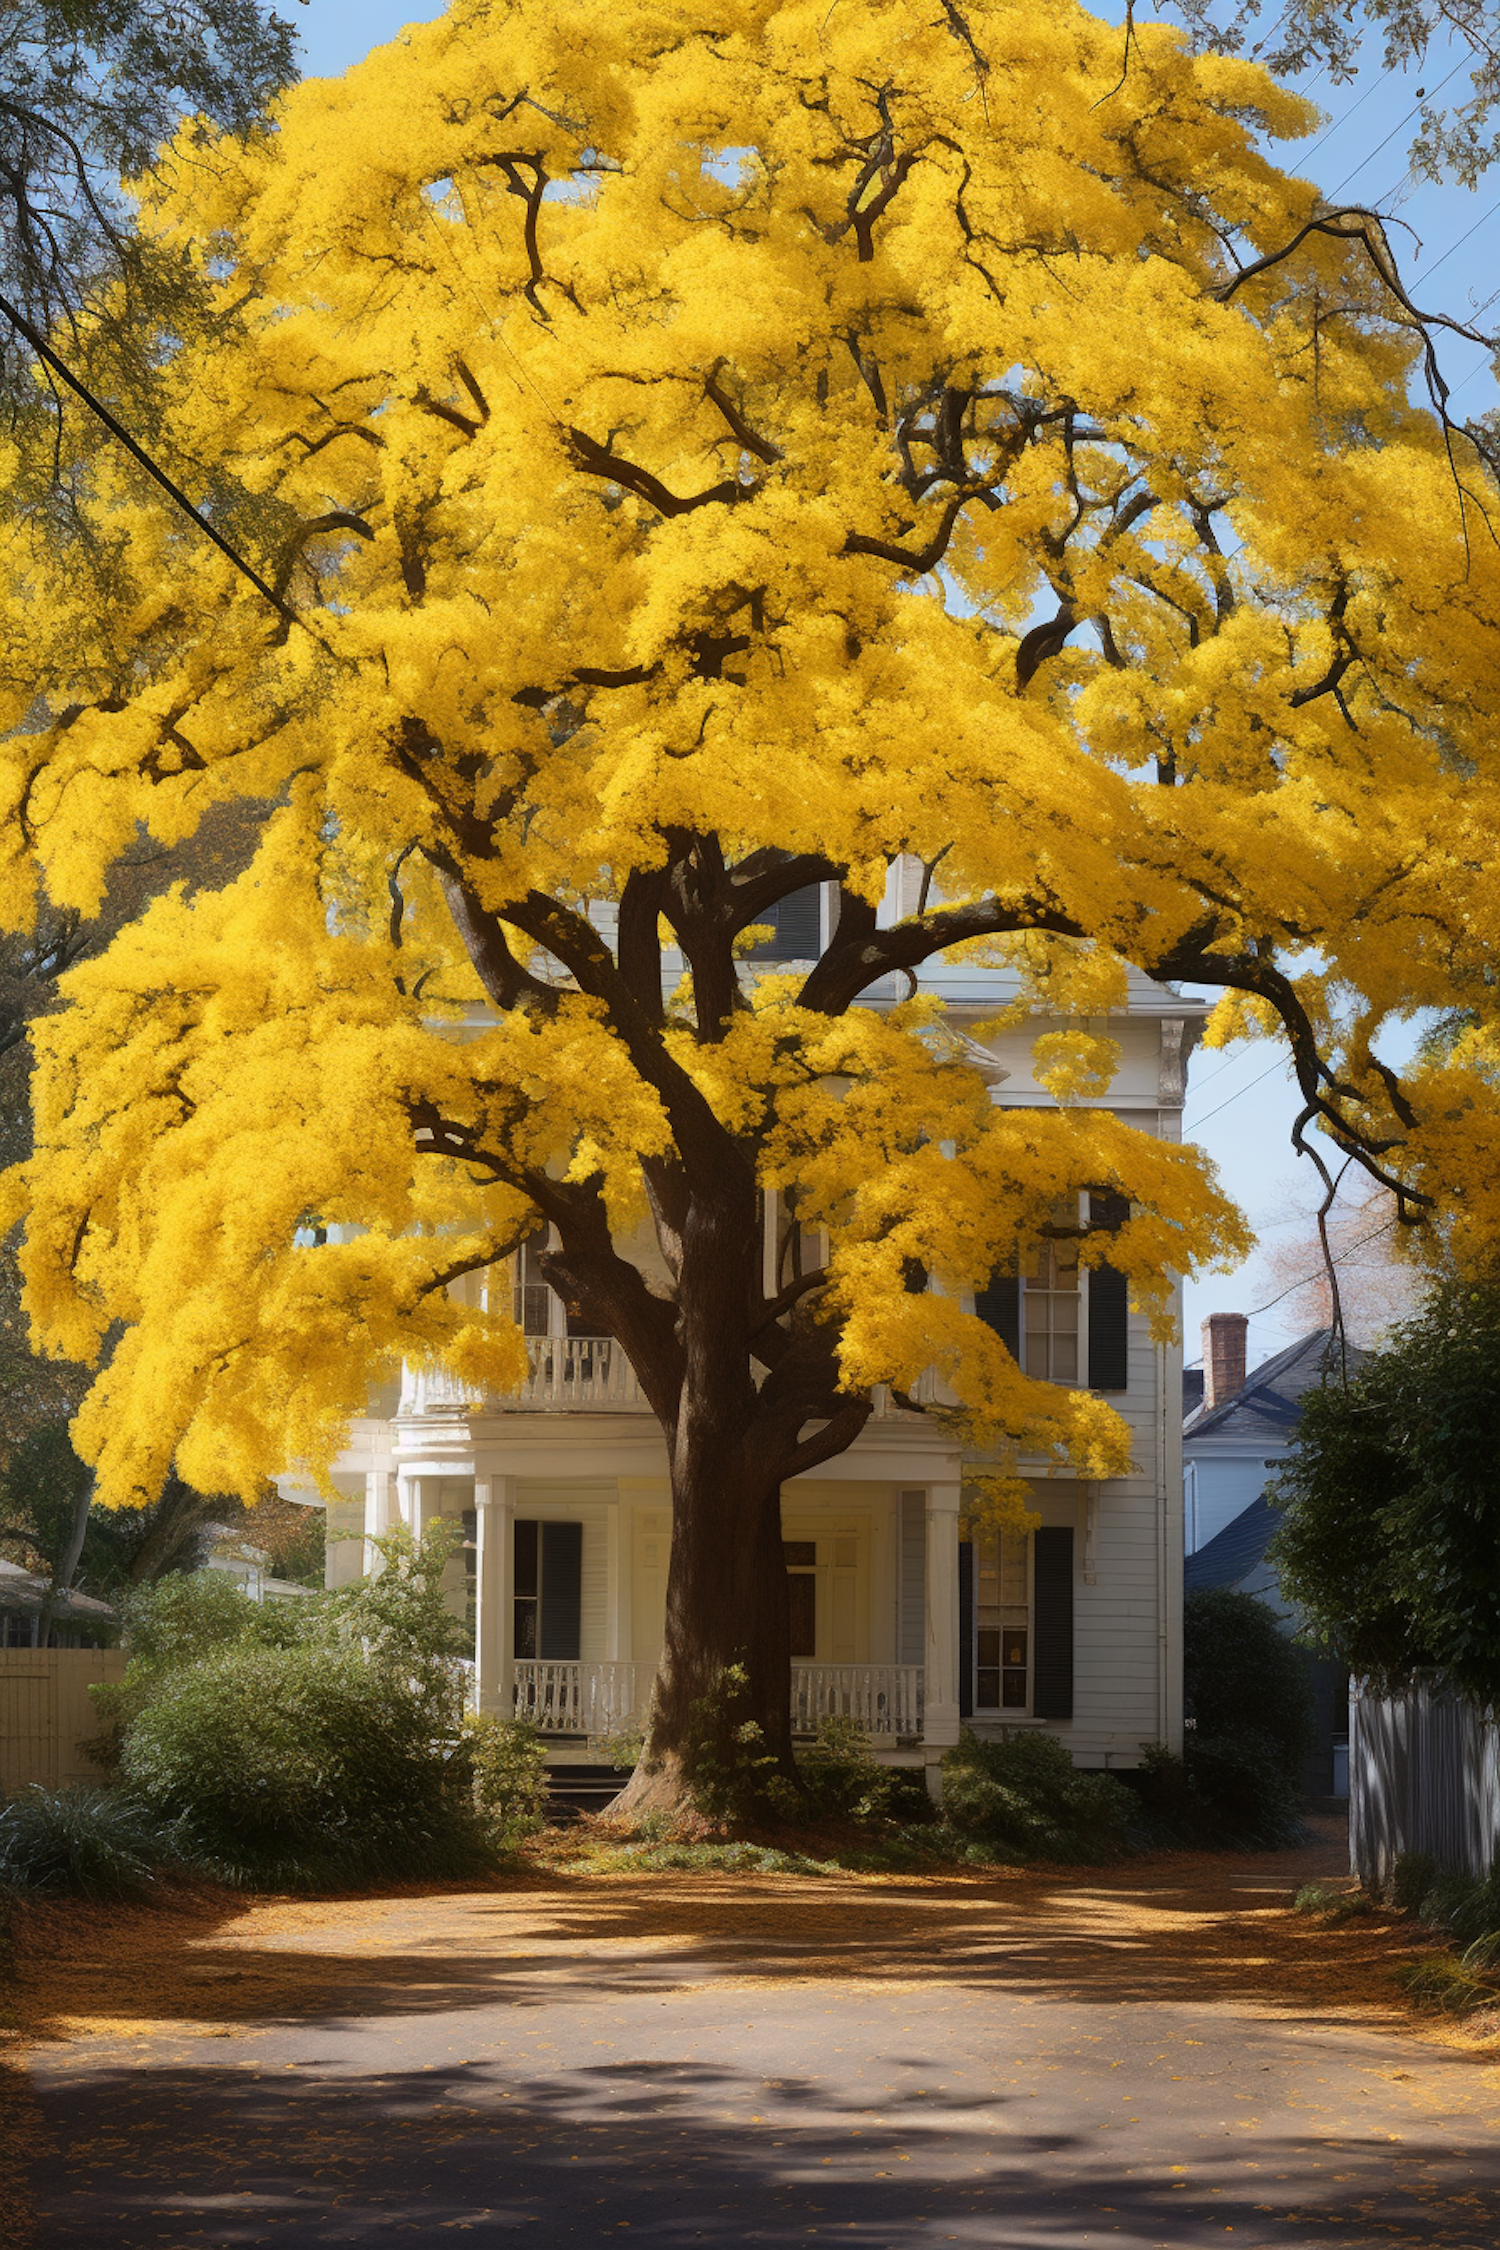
[301,888,1202,1789]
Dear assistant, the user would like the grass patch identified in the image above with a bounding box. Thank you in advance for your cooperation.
[1395,1953,1500,2017]
[529,1809,1017,1878]
[1294,1881,1379,1923]
[0,1787,181,1902]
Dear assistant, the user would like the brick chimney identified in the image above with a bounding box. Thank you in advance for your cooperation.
[1201,1312,1248,1410]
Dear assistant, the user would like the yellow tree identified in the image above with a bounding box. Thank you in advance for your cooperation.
[3,0,1499,1802]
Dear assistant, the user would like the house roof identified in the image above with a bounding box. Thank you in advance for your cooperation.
[1184,1494,1278,1593]
[0,1558,114,1617]
[1182,1327,1364,1443]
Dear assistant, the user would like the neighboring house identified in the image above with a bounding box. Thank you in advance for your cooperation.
[203,1525,319,1605]
[1183,1317,1355,1797]
[0,1558,113,1648]
[293,873,1204,1789]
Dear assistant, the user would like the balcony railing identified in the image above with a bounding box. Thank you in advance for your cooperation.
[403,1350,941,1420]
[507,1659,924,1739]
[400,1336,646,1417]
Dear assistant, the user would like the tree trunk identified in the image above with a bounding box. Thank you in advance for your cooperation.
[611,1186,798,1818]
[612,1425,793,1816]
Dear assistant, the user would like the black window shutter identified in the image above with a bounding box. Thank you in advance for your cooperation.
[1087,1192,1129,1393]
[540,1521,583,1659]
[958,1539,974,1720]
[1032,1526,1074,1720]
[974,1271,1020,1360]
[1088,1263,1129,1391]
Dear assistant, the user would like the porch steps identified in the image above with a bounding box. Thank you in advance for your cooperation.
[544,1761,626,1824]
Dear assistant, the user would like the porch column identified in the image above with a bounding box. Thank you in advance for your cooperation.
[474,1473,514,1717]
[403,1475,435,1548]
[923,1481,963,1795]
[363,1467,395,1575]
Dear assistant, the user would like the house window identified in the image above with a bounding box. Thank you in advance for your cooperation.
[1022,1231,1080,1385]
[513,1240,552,1338]
[974,1530,1030,1711]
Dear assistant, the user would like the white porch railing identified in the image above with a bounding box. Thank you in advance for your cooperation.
[402,1348,945,1422]
[512,1659,644,1735]
[507,1659,924,1740]
[400,1336,645,1417]
[791,1663,924,1739]
[518,1335,645,1410]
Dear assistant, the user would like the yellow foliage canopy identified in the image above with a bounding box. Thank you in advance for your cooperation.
[1,0,1497,1511]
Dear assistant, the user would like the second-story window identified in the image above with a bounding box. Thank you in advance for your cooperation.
[1022,1230,1080,1384]
[514,1240,552,1338]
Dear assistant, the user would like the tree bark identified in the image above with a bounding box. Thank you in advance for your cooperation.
[613,1427,793,1815]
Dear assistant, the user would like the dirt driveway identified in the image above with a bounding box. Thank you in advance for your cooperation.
[10,1820,1500,2247]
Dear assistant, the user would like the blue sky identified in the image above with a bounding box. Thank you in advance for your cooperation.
[291,3,1494,1370]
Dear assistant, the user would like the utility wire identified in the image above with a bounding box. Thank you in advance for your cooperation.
[1184,1053,1288,1130]
[1247,1217,1396,1314]
[1416,191,1500,286]
[1327,54,1471,199]
[0,290,297,628]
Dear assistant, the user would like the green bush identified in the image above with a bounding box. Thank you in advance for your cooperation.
[0,1786,179,1900]
[1183,1588,1315,1779]
[1127,1589,1314,1850]
[1407,1863,1500,1949]
[1128,1733,1304,1849]
[678,1663,798,1826]
[795,1716,903,1822]
[118,1639,488,1887]
[941,1730,1135,1863]
[1391,1851,1440,1914]
[465,1713,549,1842]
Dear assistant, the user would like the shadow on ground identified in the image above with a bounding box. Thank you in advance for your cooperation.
[28,2044,1500,2247]
[12,1821,1445,2050]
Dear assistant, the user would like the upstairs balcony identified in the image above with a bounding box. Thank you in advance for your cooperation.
[401,1336,645,1416]
[400,1342,939,1420]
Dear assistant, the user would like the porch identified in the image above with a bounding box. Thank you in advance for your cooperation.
[507,1658,925,1742]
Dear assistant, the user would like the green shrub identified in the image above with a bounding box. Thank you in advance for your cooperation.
[1391,1850,1440,1914]
[119,1640,488,1887]
[1396,1953,1500,2016]
[941,1730,1135,1863]
[1128,1733,1304,1849]
[0,1786,179,1900]
[679,1663,798,1826]
[1182,1728,1305,1847]
[1183,1588,1315,1781]
[795,1716,902,1822]
[1293,1880,1376,1921]
[465,1713,549,1842]
[1408,1864,1500,1949]
[1120,1592,1315,1851]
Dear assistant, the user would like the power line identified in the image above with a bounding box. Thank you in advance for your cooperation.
[0,290,296,628]
[1327,54,1471,200]
[1247,1217,1396,1314]
[1184,1053,1288,1131]
[1416,191,1500,287]
[1184,1041,1275,1098]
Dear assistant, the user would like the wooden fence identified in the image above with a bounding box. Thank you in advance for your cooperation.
[0,1648,127,1792]
[1349,1677,1500,1889]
